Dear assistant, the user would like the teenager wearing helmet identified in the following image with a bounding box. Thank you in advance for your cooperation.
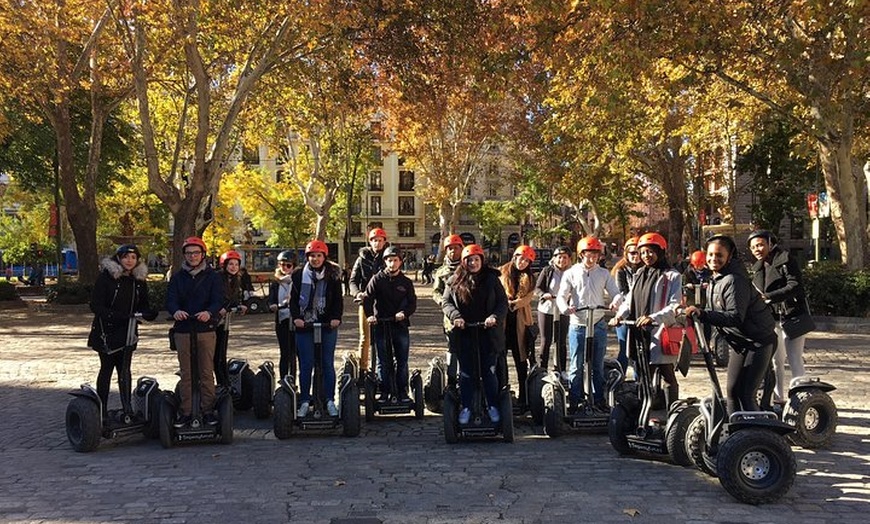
[683,250,711,307]
[499,244,538,410]
[432,234,465,383]
[350,227,391,371]
[363,246,418,400]
[610,233,683,407]
[87,244,159,422]
[556,236,622,411]
[747,230,815,402]
[214,250,247,388]
[536,246,573,374]
[610,237,642,371]
[685,235,776,414]
[289,240,343,417]
[441,244,509,424]
[269,250,298,379]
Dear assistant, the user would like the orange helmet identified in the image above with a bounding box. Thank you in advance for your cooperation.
[638,232,667,251]
[690,250,706,269]
[513,245,536,262]
[368,227,387,241]
[443,234,464,248]
[305,239,329,256]
[577,236,603,253]
[624,236,640,251]
[219,250,242,267]
[461,244,484,260]
[182,236,207,253]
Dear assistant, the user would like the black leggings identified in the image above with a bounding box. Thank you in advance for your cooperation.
[505,310,529,403]
[96,347,134,415]
[726,342,775,415]
[276,319,297,379]
[536,311,569,372]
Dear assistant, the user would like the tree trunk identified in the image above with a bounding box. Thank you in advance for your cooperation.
[818,138,867,270]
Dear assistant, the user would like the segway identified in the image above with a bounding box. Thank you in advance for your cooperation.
[66,314,164,452]
[221,307,255,411]
[685,315,796,504]
[158,323,234,448]
[272,322,361,438]
[423,355,448,413]
[542,306,616,436]
[442,322,514,443]
[607,320,699,466]
[362,318,424,420]
[758,368,838,448]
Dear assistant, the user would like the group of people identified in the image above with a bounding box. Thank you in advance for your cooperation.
[86,225,815,429]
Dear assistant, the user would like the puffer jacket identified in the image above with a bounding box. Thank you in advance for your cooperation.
[87,258,154,352]
[701,259,776,352]
[349,244,390,296]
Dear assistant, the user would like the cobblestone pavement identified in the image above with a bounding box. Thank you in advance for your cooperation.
[1,282,868,523]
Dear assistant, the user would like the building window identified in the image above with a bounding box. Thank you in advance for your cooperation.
[398,221,415,237]
[488,183,498,197]
[368,221,383,230]
[275,169,286,183]
[399,170,415,191]
[369,170,383,191]
[398,196,415,216]
[351,221,362,236]
[371,146,382,164]
[370,196,382,216]
[242,145,260,165]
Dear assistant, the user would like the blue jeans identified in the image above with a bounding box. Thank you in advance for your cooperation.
[456,329,500,411]
[615,323,629,371]
[295,327,337,403]
[374,322,410,397]
[568,320,607,403]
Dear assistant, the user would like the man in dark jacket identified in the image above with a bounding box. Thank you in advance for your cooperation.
[350,227,390,371]
[363,246,417,400]
[166,236,225,427]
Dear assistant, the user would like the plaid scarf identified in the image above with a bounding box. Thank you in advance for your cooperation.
[299,263,327,322]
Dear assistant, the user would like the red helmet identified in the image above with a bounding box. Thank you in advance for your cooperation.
[182,236,207,253]
[443,234,464,248]
[368,227,388,241]
[219,250,242,267]
[305,240,329,256]
[513,245,536,262]
[638,232,667,251]
[577,236,603,253]
[690,250,706,269]
[461,244,484,260]
[624,236,640,250]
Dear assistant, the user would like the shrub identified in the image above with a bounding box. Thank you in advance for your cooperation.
[0,282,17,301]
[804,262,870,317]
[147,280,168,311]
[46,281,93,305]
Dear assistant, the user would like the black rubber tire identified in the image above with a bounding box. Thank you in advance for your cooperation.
[273,389,295,440]
[233,367,255,411]
[667,405,700,467]
[542,383,564,438]
[607,404,633,455]
[251,371,273,420]
[342,383,361,437]
[158,395,176,449]
[686,414,717,477]
[527,369,545,425]
[412,374,425,419]
[785,389,837,449]
[500,390,514,443]
[443,392,459,444]
[65,397,102,452]
[364,379,376,422]
[423,361,444,414]
[217,395,234,444]
[142,390,164,439]
[716,429,797,505]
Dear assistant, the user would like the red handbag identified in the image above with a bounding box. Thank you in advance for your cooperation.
[661,324,698,356]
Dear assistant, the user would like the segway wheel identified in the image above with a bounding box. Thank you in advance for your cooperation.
[342,382,361,437]
[273,389,295,440]
[499,390,514,443]
[412,374,425,419]
[442,391,459,444]
[65,397,102,452]
[667,405,700,466]
[542,383,564,438]
[527,367,545,425]
[218,395,234,444]
[364,379,377,422]
[158,396,176,449]
[423,360,444,414]
[142,390,165,439]
[785,389,837,449]
[251,371,274,420]
[716,428,796,505]
[686,414,717,477]
[607,404,633,455]
[233,367,255,411]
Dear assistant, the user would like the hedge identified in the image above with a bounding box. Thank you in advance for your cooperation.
[803,262,870,318]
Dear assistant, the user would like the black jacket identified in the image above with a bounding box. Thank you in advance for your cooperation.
[87,258,154,353]
[751,246,811,319]
[701,259,776,352]
[363,270,417,326]
[349,244,390,296]
[442,266,508,353]
[166,263,225,333]
[289,261,343,329]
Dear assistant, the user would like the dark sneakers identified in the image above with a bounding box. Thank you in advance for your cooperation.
[173,414,192,428]
[203,412,219,426]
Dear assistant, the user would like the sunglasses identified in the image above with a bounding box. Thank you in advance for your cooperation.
[627,251,639,256]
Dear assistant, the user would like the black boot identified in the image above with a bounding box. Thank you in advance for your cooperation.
[665,384,679,410]
[516,361,529,407]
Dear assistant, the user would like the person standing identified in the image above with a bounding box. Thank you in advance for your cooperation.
[364,246,417,400]
[499,245,537,410]
[214,250,247,388]
[556,236,622,411]
[432,234,465,384]
[166,237,225,427]
[610,237,641,371]
[535,246,573,374]
[350,227,390,372]
[268,250,297,380]
[289,240,343,417]
[87,244,158,422]
[748,230,815,401]
[683,250,711,308]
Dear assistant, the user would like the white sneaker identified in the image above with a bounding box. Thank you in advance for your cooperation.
[458,408,471,424]
[326,400,339,417]
[296,401,309,418]
[487,406,501,423]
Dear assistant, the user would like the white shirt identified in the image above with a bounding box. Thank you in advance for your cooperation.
[556,263,622,326]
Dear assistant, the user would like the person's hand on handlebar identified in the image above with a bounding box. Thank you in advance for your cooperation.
[607,316,620,327]
[683,305,700,318]
[294,318,305,329]
[453,318,466,330]
[173,310,189,321]
[195,311,211,323]
[636,315,653,327]
[367,315,377,325]
[395,311,406,322]
[484,315,497,329]
[329,319,341,329]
